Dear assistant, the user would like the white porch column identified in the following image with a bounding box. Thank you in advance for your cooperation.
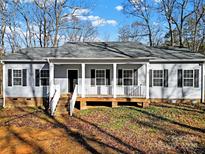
[202,63,205,102]
[49,62,54,101]
[81,63,85,98]
[113,63,117,98]
[146,63,150,99]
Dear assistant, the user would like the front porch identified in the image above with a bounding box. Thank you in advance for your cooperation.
[49,60,150,115]
[77,97,150,110]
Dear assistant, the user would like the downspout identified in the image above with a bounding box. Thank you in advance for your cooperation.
[1,60,5,108]
[201,63,204,103]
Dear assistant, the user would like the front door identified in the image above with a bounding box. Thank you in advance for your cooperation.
[68,70,78,93]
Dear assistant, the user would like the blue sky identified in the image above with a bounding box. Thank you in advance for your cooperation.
[90,0,134,41]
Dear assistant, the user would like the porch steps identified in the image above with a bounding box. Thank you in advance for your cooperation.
[54,94,71,116]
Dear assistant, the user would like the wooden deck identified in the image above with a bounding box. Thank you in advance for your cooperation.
[76,97,150,110]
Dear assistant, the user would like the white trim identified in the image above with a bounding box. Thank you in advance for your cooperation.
[3,60,47,62]
[113,63,117,98]
[146,63,150,99]
[95,69,106,86]
[39,69,49,86]
[52,62,148,65]
[48,57,154,60]
[81,63,85,98]
[12,69,23,87]
[182,69,200,88]
[183,70,194,87]
[150,59,205,62]
[3,58,205,63]
[49,63,54,101]
[152,70,164,87]
[122,69,134,86]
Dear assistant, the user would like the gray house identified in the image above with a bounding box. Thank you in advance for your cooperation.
[1,42,205,115]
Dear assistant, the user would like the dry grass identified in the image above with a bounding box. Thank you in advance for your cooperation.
[0,103,205,154]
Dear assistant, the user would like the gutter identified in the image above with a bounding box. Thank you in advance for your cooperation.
[1,59,47,62]
[150,59,205,62]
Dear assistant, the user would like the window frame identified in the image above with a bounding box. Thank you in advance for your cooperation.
[152,70,164,87]
[12,69,23,86]
[40,69,49,86]
[95,69,106,86]
[183,70,194,87]
[122,69,134,86]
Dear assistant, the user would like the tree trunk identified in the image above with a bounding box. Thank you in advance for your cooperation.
[168,21,173,46]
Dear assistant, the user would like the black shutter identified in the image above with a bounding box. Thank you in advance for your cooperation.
[149,69,152,87]
[106,69,110,85]
[91,69,95,86]
[134,69,138,85]
[118,69,122,85]
[178,69,183,87]
[35,69,40,86]
[164,69,168,87]
[23,69,27,86]
[8,69,12,86]
[194,69,199,88]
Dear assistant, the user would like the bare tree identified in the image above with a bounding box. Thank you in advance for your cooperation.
[159,0,176,46]
[184,0,205,51]
[0,0,7,52]
[123,0,154,46]
[170,0,195,47]
[118,24,141,42]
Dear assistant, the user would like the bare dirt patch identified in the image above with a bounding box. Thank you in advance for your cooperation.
[0,103,205,154]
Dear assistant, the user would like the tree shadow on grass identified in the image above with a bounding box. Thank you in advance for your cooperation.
[0,107,144,154]
[153,103,205,114]
[128,107,205,134]
[72,115,143,153]
[50,114,144,154]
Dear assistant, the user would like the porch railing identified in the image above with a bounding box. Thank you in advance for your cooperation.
[70,85,78,116]
[78,84,146,98]
[84,85,112,97]
[116,85,146,97]
[50,84,60,116]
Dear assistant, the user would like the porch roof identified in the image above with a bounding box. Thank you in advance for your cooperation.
[2,42,205,62]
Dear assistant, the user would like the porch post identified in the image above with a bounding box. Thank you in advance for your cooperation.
[113,63,117,98]
[81,63,85,98]
[49,62,54,101]
[146,63,150,99]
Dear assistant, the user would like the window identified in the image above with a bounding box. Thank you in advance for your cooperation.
[123,70,133,86]
[153,70,163,86]
[183,70,193,87]
[96,70,106,85]
[13,70,22,86]
[40,70,49,86]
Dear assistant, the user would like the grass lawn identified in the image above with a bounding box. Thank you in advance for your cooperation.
[0,103,205,154]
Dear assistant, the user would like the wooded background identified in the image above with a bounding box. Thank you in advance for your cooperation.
[0,0,205,53]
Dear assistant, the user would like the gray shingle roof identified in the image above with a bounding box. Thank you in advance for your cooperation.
[3,42,205,61]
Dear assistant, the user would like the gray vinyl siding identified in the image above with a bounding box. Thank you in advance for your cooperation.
[54,64,81,94]
[4,62,203,100]
[5,63,49,97]
[149,63,202,99]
